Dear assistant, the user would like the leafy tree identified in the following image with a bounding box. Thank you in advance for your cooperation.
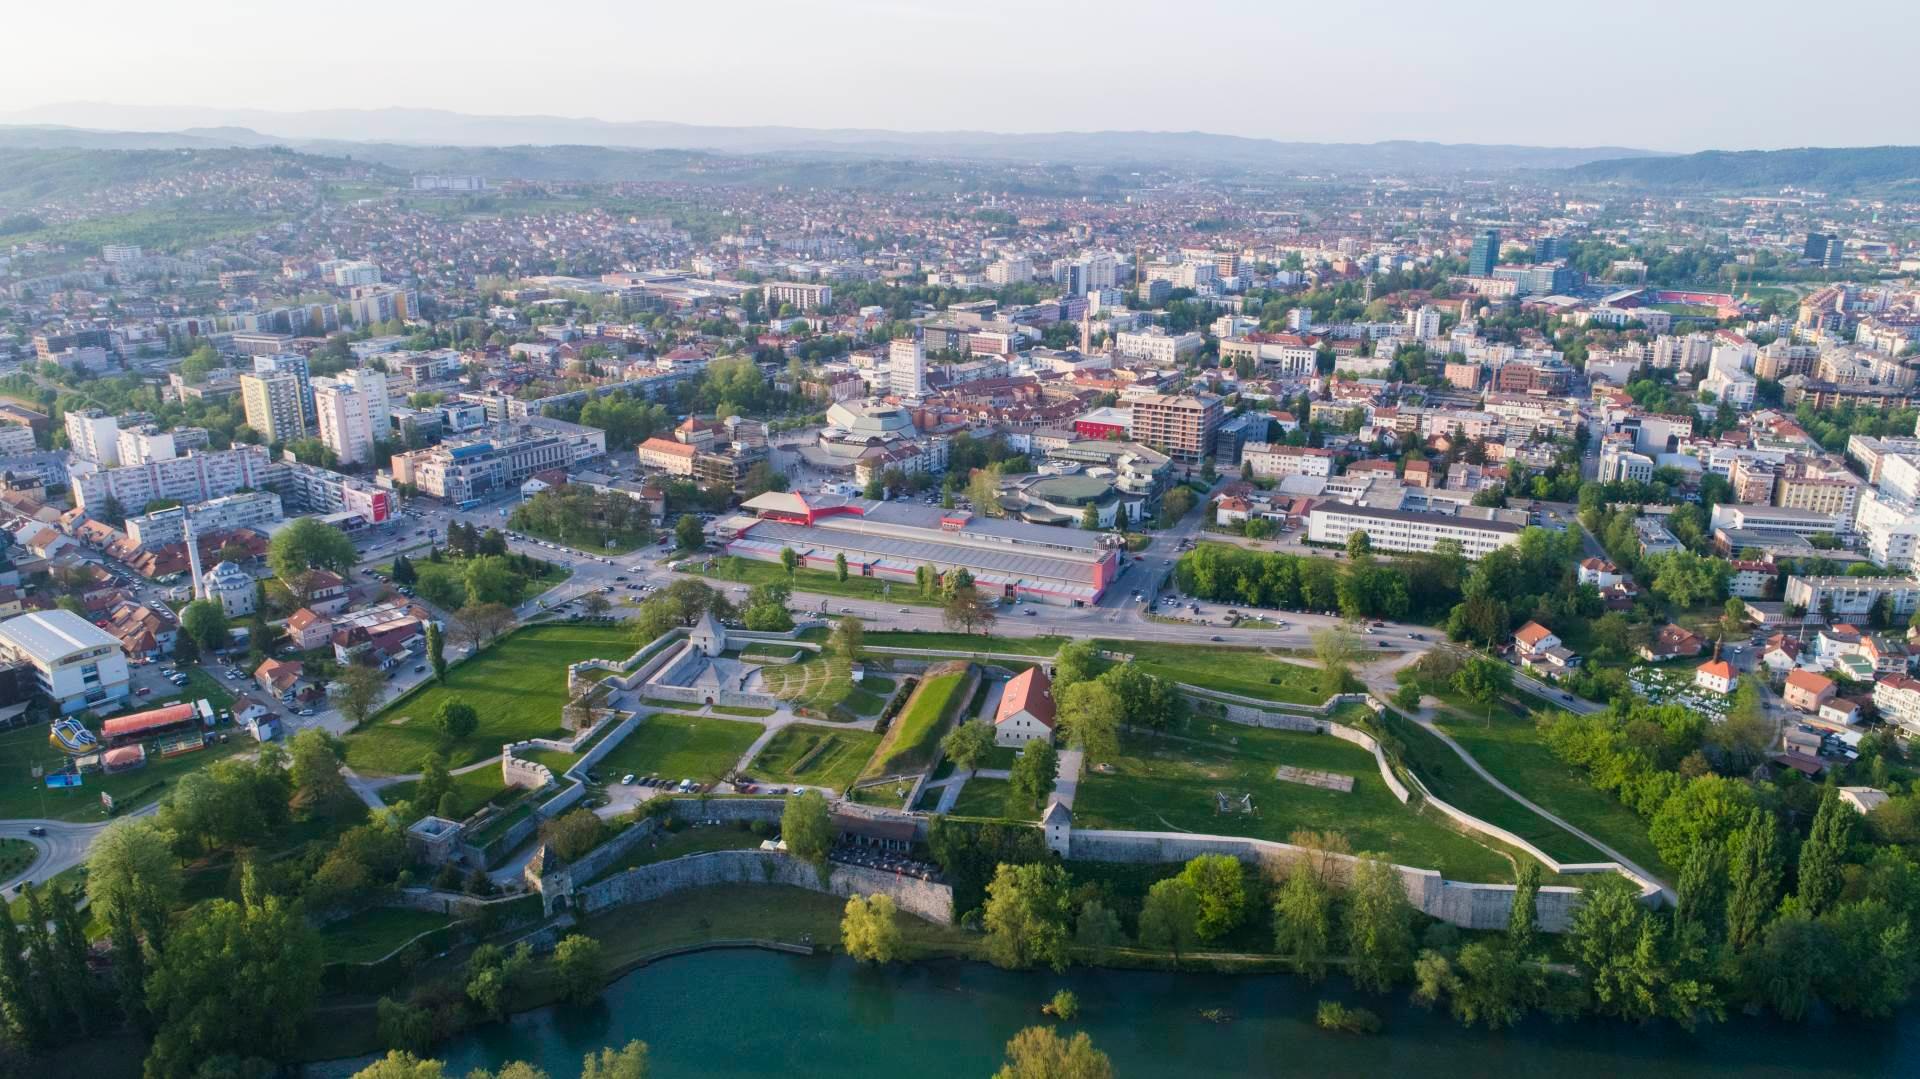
[374,999,434,1057]
[1797,786,1854,917]
[782,790,833,867]
[779,546,799,578]
[1272,861,1331,980]
[1178,854,1247,941]
[1056,680,1122,763]
[1509,861,1540,953]
[1008,740,1059,812]
[675,514,704,551]
[1310,625,1364,697]
[268,517,357,581]
[391,554,417,588]
[829,616,864,661]
[435,699,479,741]
[1649,774,1756,872]
[83,817,181,934]
[1052,639,1103,693]
[841,894,903,963]
[1346,858,1415,992]
[553,934,606,1006]
[0,899,46,1047]
[1451,656,1513,716]
[1568,874,1668,1021]
[1138,877,1200,964]
[940,720,995,773]
[835,552,849,581]
[1710,678,1773,769]
[181,599,231,653]
[539,809,608,862]
[424,618,445,675]
[288,728,349,811]
[984,862,1073,972]
[145,867,323,1076]
[1074,899,1123,959]
[462,555,521,606]
[1097,663,1187,730]
[1346,530,1372,559]
[943,585,998,636]
[333,664,388,729]
[1725,810,1782,954]
[994,1026,1112,1079]
[414,753,452,820]
[464,942,534,1022]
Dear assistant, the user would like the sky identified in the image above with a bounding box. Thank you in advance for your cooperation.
[3,0,1916,152]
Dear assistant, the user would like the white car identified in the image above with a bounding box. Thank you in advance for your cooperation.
[621,774,636,785]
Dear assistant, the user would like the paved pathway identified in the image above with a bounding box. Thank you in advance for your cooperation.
[0,804,158,896]
[1051,749,1084,809]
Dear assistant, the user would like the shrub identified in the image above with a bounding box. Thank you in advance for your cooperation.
[1315,1000,1382,1034]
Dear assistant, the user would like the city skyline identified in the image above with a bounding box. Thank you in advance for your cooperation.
[4,0,1916,153]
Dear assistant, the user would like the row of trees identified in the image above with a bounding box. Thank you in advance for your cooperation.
[508,487,655,551]
[1174,533,1469,623]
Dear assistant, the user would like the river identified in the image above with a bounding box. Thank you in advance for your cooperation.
[317,948,1920,1077]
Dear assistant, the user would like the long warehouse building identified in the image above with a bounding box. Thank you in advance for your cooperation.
[720,492,1122,606]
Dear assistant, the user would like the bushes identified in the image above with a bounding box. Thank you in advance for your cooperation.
[538,809,608,862]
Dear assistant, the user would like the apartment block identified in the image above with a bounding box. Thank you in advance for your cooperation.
[1129,394,1222,465]
[241,372,310,443]
[1306,501,1524,559]
[1241,442,1333,480]
[70,445,274,515]
[125,491,285,548]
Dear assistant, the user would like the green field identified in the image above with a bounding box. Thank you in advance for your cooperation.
[756,650,887,718]
[593,713,763,785]
[688,557,942,607]
[344,624,634,774]
[863,667,970,780]
[1373,709,1605,865]
[848,631,1069,656]
[0,838,36,882]
[948,776,1035,820]
[745,724,882,792]
[1073,716,1517,883]
[400,556,572,610]
[382,765,517,822]
[318,907,451,964]
[1105,640,1342,705]
[1430,697,1670,878]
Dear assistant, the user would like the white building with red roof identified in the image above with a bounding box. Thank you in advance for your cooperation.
[993,667,1056,748]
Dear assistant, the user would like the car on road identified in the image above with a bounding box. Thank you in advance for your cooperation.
[897,608,909,613]
[413,665,426,673]
[1209,635,1223,641]
[28,826,45,837]
[840,607,853,613]
[298,708,315,716]
[136,687,151,696]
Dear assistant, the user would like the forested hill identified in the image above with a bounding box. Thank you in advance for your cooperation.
[1565,146,1920,192]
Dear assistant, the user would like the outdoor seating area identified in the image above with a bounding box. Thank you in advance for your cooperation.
[828,843,943,884]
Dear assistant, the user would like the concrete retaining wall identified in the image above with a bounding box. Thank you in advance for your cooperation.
[579,848,952,925]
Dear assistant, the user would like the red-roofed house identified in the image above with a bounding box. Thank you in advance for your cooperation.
[255,658,306,698]
[285,608,332,651]
[1513,622,1560,656]
[993,667,1056,749]
[1695,659,1735,695]
[1784,669,1837,713]
[638,437,698,476]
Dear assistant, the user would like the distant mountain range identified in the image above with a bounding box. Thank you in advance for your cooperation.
[1565,146,1920,191]
[0,103,1660,174]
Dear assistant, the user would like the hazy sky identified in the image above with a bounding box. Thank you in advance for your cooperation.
[5,0,1915,152]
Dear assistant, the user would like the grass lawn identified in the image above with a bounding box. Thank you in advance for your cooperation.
[0,838,36,881]
[947,776,1038,821]
[319,907,452,964]
[744,724,882,793]
[738,644,804,661]
[862,667,969,780]
[344,623,635,774]
[1098,639,1341,706]
[383,766,517,822]
[1073,716,1517,883]
[576,883,973,964]
[586,822,767,881]
[689,557,942,607]
[0,723,253,823]
[710,703,775,718]
[594,713,763,785]
[1430,698,1670,879]
[1373,709,1605,865]
[517,747,580,774]
[757,651,875,718]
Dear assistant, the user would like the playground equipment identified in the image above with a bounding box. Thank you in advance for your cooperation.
[48,718,98,755]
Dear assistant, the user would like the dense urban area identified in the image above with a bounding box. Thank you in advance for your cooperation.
[0,122,1919,1078]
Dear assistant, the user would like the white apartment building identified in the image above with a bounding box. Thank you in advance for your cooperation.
[125,491,285,548]
[888,338,927,397]
[1113,328,1204,366]
[1854,488,1920,569]
[1651,333,1713,370]
[70,445,275,515]
[314,368,391,466]
[64,408,120,466]
[1873,675,1920,736]
[1600,441,1655,483]
[116,425,178,467]
[1241,442,1334,480]
[1405,305,1442,341]
[1306,501,1524,559]
[0,426,35,456]
[1703,368,1758,408]
[0,610,131,715]
[1785,575,1920,619]
[763,282,833,311]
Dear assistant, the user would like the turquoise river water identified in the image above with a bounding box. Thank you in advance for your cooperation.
[318,947,1920,1077]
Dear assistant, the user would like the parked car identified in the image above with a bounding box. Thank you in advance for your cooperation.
[621,774,636,785]
[298,708,315,717]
